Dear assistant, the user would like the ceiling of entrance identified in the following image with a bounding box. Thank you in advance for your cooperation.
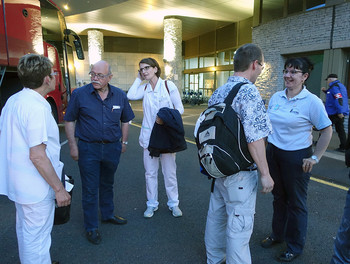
[54,0,254,40]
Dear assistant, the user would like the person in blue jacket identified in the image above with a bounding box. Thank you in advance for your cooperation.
[322,73,349,152]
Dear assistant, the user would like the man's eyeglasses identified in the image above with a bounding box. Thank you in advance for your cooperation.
[139,66,152,72]
[257,61,265,69]
[89,72,110,79]
[50,72,58,77]
[283,69,303,76]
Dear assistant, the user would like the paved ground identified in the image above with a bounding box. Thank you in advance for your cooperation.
[0,100,349,264]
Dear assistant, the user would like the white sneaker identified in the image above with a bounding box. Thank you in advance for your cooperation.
[144,206,158,218]
[169,206,183,217]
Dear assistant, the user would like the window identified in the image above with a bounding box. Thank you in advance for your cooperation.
[261,0,284,24]
[217,50,234,66]
[184,74,189,90]
[306,0,325,11]
[184,58,198,70]
[199,73,203,90]
[41,1,65,56]
[288,0,303,14]
[199,54,215,68]
[189,74,199,92]
[202,72,215,97]
[216,71,233,90]
[183,53,234,98]
[65,44,77,90]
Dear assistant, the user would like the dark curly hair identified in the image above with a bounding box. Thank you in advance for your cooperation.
[284,57,314,80]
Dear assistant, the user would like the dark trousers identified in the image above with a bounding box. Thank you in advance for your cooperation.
[329,114,347,149]
[266,143,312,255]
[330,183,350,264]
[78,140,122,232]
[347,118,350,149]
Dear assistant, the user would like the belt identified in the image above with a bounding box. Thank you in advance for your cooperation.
[93,140,115,144]
[242,164,257,171]
[80,139,115,144]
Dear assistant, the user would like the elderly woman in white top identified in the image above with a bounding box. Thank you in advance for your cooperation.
[127,58,184,218]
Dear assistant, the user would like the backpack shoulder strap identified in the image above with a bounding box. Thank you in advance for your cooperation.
[165,80,170,94]
[224,82,247,105]
[164,80,175,109]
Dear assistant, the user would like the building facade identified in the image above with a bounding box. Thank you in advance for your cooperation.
[72,0,350,103]
[253,0,350,102]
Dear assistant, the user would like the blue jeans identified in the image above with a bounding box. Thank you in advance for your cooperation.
[330,185,350,264]
[78,140,122,231]
[267,143,312,255]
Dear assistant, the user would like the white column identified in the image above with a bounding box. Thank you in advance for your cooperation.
[163,17,183,95]
[87,30,104,65]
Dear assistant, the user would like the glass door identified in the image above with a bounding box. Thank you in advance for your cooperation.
[189,74,199,92]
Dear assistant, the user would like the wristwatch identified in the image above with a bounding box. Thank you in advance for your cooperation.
[311,155,319,164]
[122,141,128,145]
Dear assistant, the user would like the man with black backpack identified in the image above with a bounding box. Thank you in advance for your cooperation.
[204,43,274,264]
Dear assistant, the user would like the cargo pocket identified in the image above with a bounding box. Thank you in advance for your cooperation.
[224,171,257,206]
[228,214,254,234]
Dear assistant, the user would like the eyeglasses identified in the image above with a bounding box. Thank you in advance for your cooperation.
[139,66,152,72]
[89,71,110,79]
[283,69,303,76]
[50,72,58,77]
[257,61,265,69]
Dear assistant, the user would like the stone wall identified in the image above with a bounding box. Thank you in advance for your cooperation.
[333,2,350,48]
[253,2,350,101]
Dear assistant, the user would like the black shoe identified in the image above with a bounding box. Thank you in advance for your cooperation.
[335,148,346,153]
[86,229,101,245]
[52,262,59,264]
[102,215,127,225]
[261,236,282,248]
[277,251,299,262]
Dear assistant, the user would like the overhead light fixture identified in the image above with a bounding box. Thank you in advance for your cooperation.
[63,3,69,10]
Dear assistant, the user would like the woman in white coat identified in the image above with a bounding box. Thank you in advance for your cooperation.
[127,58,184,218]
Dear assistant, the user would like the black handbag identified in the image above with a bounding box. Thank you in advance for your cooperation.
[54,169,74,225]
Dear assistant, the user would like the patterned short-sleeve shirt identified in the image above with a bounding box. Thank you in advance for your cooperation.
[208,76,272,143]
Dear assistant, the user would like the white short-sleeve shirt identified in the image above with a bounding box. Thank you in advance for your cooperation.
[267,87,332,151]
[0,88,63,204]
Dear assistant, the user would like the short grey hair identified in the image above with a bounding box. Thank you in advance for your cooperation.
[17,54,53,89]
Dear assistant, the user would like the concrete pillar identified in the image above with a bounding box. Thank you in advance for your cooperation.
[87,30,104,65]
[163,17,183,95]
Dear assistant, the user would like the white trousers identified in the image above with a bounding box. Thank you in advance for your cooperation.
[15,188,55,264]
[143,149,179,208]
[205,170,258,264]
